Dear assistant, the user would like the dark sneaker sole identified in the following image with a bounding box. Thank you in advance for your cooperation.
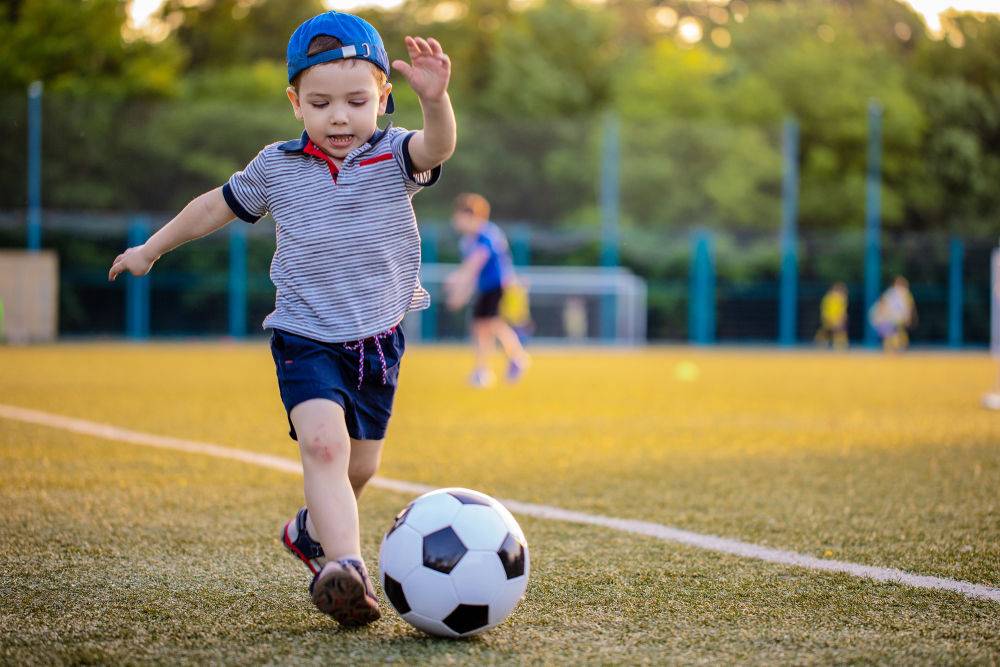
[311,565,381,627]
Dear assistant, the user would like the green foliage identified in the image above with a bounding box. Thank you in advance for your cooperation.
[911,14,1000,235]
[0,0,182,96]
[1,0,999,237]
[158,0,327,71]
[722,1,925,231]
[478,0,617,118]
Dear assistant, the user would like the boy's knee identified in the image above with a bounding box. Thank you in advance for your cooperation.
[299,431,349,465]
[349,458,379,488]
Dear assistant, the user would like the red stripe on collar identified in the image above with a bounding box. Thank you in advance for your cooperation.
[303,140,340,182]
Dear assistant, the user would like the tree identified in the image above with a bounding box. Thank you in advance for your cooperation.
[723,0,925,231]
[0,0,181,96]
[158,0,325,72]
[910,13,1000,234]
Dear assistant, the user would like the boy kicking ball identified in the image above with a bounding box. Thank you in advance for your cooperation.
[109,11,455,626]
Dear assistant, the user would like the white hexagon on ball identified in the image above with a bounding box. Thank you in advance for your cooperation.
[401,567,460,621]
[450,550,507,605]
[403,491,463,535]
[379,524,422,581]
[450,504,509,551]
[490,574,529,626]
[403,612,459,638]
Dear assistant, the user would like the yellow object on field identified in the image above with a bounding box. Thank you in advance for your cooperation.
[820,290,847,328]
[674,360,700,382]
[500,281,531,327]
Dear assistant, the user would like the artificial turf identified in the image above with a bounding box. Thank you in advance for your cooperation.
[1,343,998,664]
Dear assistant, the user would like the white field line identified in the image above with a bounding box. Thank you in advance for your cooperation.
[2,402,998,604]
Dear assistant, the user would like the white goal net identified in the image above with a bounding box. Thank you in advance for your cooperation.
[403,264,647,344]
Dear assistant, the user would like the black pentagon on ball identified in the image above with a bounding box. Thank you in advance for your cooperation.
[443,603,489,634]
[386,503,412,537]
[383,573,410,614]
[447,490,491,506]
[497,532,526,579]
[422,527,467,574]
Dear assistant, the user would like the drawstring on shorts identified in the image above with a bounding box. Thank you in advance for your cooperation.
[343,327,396,389]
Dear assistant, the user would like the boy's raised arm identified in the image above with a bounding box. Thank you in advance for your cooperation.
[108,187,235,281]
[392,36,456,174]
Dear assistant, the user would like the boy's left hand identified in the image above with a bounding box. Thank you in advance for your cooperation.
[392,36,451,102]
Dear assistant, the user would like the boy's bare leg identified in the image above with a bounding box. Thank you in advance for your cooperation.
[491,317,527,362]
[290,399,360,561]
[304,437,384,541]
[472,319,493,372]
[290,399,379,625]
[347,438,384,498]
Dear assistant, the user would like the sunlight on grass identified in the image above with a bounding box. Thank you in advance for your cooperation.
[1,343,998,663]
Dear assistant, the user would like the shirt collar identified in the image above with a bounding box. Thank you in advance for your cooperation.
[277,124,391,155]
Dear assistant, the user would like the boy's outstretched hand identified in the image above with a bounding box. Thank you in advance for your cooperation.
[108,245,157,281]
[392,36,450,101]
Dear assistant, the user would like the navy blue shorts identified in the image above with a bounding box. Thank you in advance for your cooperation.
[473,287,504,319]
[269,326,405,442]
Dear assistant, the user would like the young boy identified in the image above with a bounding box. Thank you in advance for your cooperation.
[108,11,455,627]
[445,193,529,387]
[815,282,848,349]
[870,276,917,353]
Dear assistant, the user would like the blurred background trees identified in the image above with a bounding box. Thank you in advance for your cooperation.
[1,0,998,235]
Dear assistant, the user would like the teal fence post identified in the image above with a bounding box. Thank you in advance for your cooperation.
[422,227,438,341]
[229,224,247,338]
[27,81,43,251]
[126,217,151,339]
[948,236,964,347]
[511,227,531,267]
[779,117,800,346]
[863,100,883,347]
[600,112,620,268]
[600,112,620,341]
[689,230,716,345]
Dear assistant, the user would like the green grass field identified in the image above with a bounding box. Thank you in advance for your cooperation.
[2,343,999,664]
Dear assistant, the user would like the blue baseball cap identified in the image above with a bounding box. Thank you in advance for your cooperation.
[286,11,395,114]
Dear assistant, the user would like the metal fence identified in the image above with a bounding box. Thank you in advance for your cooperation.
[1,88,993,345]
[0,210,992,346]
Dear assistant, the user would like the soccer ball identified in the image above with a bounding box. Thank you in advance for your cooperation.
[378,487,529,637]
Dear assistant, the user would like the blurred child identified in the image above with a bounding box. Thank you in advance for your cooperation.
[445,193,529,387]
[815,282,848,349]
[562,296,588,341]
[109,11,455,626]
[869,276,917,353]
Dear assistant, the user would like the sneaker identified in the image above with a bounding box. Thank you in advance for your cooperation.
[468,368,496,388]
[506,356,531,383]
[280,507,325,575]
[310,559,381,627]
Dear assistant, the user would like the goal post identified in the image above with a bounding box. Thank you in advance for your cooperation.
[405,264,647,344]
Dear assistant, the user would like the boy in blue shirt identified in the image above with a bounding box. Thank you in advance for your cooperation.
[446,193,529,386]
[109,11,455,627]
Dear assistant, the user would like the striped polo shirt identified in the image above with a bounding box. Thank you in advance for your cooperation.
[222,124,439,343]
